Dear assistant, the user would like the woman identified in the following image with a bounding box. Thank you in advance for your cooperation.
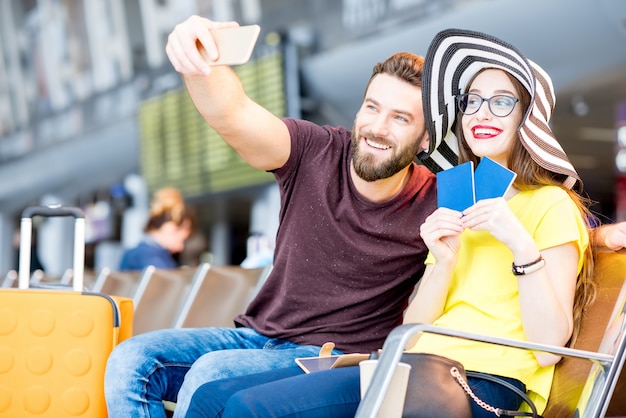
[183,29,596,418]
[119,187,194,270]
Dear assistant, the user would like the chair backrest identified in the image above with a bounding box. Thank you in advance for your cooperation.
[173,265,265,329]
[91,266,154,299]
[1,270,17,288]
[131,265,201,335]
[544,251,626,417]
[46,268,97,289]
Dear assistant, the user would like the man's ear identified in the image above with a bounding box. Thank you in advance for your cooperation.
[421,135,430,153]
[416,133,430,160]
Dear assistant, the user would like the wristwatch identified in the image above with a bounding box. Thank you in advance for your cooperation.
[511,256,545,276]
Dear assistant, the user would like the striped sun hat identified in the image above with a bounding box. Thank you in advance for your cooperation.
[420,28,580,189]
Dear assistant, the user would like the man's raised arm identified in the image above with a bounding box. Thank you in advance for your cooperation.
[165,15,290,171]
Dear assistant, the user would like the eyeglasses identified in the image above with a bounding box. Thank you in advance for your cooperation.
[456,93,519,117]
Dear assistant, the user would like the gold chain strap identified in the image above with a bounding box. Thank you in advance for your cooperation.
[450,366,502,417]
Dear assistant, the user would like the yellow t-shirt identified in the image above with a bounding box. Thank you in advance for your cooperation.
[411,186,588,413]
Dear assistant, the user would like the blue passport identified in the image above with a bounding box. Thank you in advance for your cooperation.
[474,157,517,201]
[436,158,516,212]
[436,161,475,211]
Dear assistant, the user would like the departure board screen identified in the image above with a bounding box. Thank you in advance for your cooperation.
[139,50,284,197]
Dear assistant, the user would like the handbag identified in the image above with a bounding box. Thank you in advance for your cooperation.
[368,351,540,418]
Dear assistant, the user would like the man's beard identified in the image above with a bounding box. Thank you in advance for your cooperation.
[351,130,420,182]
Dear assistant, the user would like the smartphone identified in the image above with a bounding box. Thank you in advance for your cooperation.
[295,353,369,374]
[198,25,261,66]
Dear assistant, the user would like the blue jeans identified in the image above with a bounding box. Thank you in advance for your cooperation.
[185,366,527,418]
[104,327,334,418]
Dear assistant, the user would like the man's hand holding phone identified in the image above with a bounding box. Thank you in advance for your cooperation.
[198,25,260,66]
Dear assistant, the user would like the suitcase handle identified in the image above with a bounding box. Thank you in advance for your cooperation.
[19,205,86,291]
[22,205,85,219]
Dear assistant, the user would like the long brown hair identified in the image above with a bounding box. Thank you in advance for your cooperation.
[455,69,596,346]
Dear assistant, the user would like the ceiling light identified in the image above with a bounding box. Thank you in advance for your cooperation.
[571,94,589,117]
[616,149,626,173]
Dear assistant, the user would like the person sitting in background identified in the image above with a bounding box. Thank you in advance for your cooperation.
[119,187,194,270]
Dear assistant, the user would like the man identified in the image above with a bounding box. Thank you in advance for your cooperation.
[105,16,626,418]
[105,16,437,418]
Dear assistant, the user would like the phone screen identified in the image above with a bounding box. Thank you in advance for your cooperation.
[295,353,369,373]
[295,356,340,373]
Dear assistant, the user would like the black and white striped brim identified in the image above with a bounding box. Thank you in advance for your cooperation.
[420,28,580,189]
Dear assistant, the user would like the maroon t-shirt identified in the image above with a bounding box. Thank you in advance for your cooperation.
[235,118,437,353]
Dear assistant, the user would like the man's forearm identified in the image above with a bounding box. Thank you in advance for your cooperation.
[183,66,246,132]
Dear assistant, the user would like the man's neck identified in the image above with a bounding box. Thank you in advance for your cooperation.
[349,162,413,203]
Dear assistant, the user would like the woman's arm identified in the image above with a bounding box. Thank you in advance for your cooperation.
[462,198,578,366]
[404,207,463,325]
[515,243,578,365]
